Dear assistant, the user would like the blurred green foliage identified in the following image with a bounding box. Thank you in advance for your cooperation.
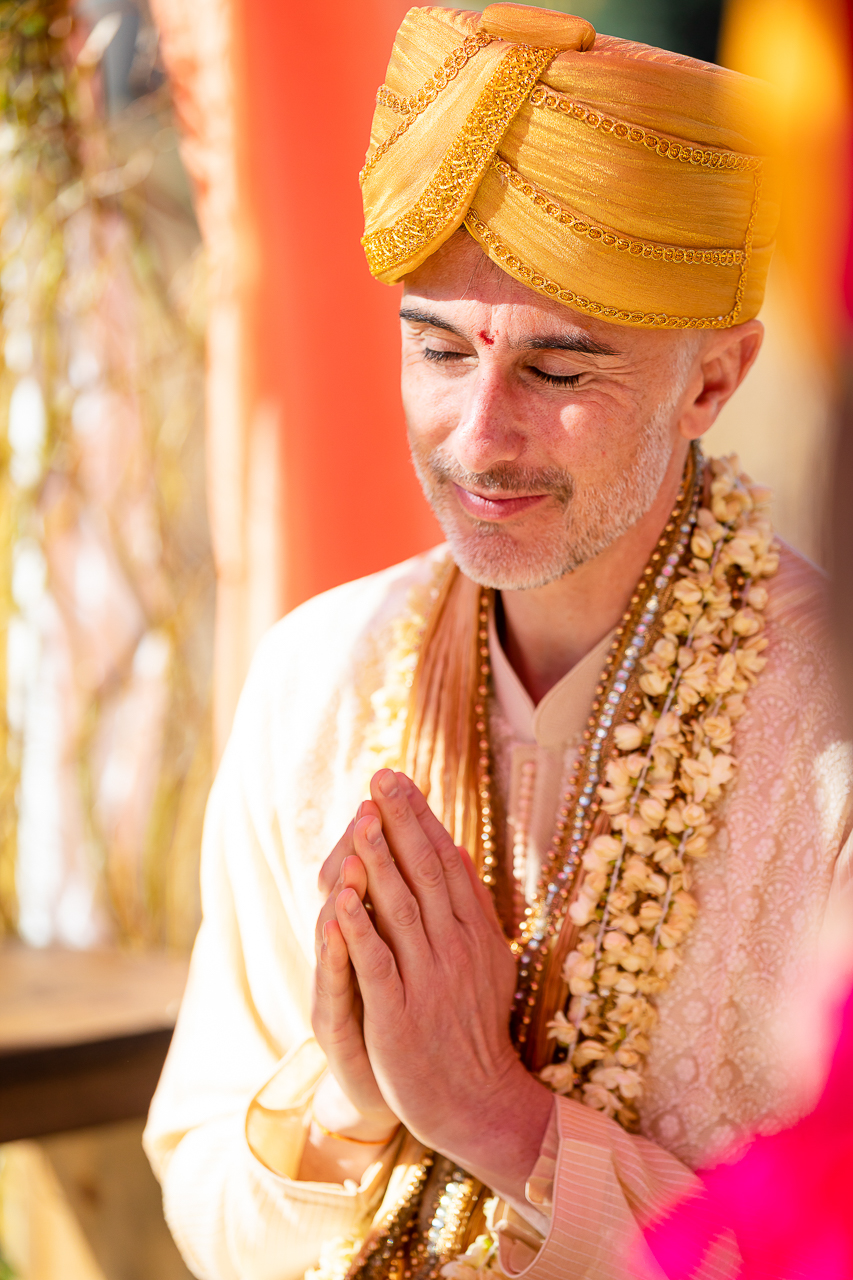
[471,0,725,63]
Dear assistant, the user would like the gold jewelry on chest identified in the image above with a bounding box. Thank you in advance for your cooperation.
[476,447,700,1070]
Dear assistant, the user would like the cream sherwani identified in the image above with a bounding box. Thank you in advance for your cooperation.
[145,541,851,1280]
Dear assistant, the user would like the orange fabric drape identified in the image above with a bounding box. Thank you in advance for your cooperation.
[152,0,440,753]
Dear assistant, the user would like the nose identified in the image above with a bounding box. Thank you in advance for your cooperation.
[450,363,525,475]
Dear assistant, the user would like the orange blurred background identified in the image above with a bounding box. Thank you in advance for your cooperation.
[154,0,442,754]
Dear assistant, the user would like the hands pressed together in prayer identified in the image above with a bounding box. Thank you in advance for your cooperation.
[301,768,553,1206]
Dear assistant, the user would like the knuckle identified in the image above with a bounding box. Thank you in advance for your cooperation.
[437,839,464,876]
[386,794,410,824]
[372,842,396,874]
[314,967,342,1000]
[394,893,421,931]
[413,851,444,891]
[444,935,469,972]
[370,945,397,984]
[323,1018,357,1049]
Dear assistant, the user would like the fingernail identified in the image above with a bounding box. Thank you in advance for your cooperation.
[356,801,365,820]
[379,770,398,798]
[399,773,414,795]
[366,819,382,845]
[343,889,360,915]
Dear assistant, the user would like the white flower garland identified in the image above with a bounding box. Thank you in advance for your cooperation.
[363,572,441,775]
[320,456,777,1280]
[542,456,777,1128]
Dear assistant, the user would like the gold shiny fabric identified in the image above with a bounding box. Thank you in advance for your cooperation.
[361,4,780,328]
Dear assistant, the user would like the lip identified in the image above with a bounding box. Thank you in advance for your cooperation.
[452,482,548,522]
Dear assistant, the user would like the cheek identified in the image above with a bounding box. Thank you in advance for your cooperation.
[400,365,460,450]
[551,398,642,472]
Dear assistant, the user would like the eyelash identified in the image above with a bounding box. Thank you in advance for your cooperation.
[423,347,581,388]
[530,369,582,388]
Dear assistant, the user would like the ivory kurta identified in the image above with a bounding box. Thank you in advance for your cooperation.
[144,541,851,1280]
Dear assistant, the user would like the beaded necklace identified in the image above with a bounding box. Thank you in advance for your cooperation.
[474,445,700,1062]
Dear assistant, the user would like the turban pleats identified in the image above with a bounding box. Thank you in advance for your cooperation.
[361,6,779,328]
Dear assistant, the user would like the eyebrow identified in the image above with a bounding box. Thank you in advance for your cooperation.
[399,306,620,357]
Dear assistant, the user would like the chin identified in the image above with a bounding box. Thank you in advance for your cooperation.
[442,521,578,591]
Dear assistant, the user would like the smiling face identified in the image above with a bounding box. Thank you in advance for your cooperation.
[401,231,708,591]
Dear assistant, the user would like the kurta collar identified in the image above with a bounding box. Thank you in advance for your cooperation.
[489,602,615,750]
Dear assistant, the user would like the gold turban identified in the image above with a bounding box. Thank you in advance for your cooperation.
[360,4,779,328]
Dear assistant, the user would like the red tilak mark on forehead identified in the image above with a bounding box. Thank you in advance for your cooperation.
[478,330,495,345]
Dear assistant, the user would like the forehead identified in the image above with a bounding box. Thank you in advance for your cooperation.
[402,229,682,357]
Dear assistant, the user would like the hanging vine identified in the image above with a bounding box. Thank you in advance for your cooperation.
[0,0,212,948]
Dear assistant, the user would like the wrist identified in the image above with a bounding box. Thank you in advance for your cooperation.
[433,1063,554,1196]
[313,1071,399,1144]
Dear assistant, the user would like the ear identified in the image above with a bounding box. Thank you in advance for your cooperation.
[678,320,764,441]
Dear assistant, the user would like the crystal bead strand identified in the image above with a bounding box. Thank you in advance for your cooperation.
[511,759,537,934]
[468,443,702,1048]
[509,449,701,1046]
[474,590,497,886]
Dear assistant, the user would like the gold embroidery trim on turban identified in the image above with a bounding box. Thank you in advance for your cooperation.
[529,87,763,172]
[464,177,762,330]
[362,41,557,281]
[491,157,747,267]
[361,31,494,184]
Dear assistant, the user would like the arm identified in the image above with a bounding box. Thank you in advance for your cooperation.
[143,663,390,1280]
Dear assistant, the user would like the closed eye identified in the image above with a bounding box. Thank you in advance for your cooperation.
[424,348,583,388]
[423,347,467,363]
[528,368,582,388]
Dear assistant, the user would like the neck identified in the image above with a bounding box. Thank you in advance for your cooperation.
[499,442,690,704]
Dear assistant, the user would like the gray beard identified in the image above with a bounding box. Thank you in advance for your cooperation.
[410,403,675,591]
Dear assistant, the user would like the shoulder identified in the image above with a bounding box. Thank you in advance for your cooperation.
[231,545,450,741]
[750,539,839,722]
[738,540,845,795]
[252,545,448,678]
[758,540,841,714]
[763,539,830,653]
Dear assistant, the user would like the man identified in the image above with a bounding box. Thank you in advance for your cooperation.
[145,6,851,1279]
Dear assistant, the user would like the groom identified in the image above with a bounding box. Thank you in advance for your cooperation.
[146,7,849,1279]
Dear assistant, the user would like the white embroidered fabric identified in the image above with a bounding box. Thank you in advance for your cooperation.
[487,545,851,1170]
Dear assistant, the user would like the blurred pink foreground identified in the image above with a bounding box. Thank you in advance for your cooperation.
[643,987,853,1278]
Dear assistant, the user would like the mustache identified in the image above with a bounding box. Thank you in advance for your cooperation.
[425,450,574,507]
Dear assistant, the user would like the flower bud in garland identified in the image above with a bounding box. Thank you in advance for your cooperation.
[549,457,777,1130]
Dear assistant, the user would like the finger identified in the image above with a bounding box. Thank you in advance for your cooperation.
[351,815,433,975]
[318,820,354,897]
[368,770,457,938]
[317,802,381,895]
[335,886,405,1021]
[457,844,506,937]
[316,918,353,1002]
[400,775,486,925]
[313,919,378,1101]
[315,854,368,960]
[314,918,359,1043]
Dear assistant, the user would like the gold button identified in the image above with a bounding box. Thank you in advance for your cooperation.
[479,4,596,50]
